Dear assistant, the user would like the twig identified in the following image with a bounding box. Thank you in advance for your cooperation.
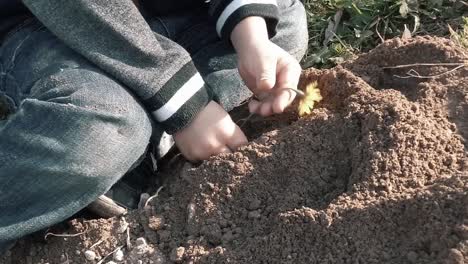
[144,185,164,208]
[239,112,256,128]
[375,18,385,44]
[96,245,124,264]
[382,62,465,69]
[459,0,468,7]
[90,239,104,249]
[126,226,132,250]
[394,64,465,79]
[44,229,87,240]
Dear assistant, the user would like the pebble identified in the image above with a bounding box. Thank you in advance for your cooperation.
[107,261,117,264]
[84,250,96,261]
[446,248,464,264]
[135,237,147,247]
[169,247,185,263]
[113,248,124,262]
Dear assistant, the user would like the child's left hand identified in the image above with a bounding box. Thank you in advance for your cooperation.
[231,17,302,117]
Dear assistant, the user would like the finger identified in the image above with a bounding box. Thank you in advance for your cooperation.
[226,125,248,151]
[275,56,301,90]
[272,88,295,114]
[259,100,274,117]
[256,55,277,93]
[217,146,232,155]
[248,99,261,114]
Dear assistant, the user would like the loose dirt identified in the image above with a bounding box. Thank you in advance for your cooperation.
[2,36,467,264]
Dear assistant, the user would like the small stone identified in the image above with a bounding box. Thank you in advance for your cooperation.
[113,248,124,262]
[135,245,149,256]
[107,261,117,264]
[248,210,261,219]
[446,248,464,264]
[318,212,331,227]
[60,254,67,262]
[84,250,96,261]
[406,251,418,263]
[454,225,468,240]
[148,216,165,231]
[75,250,81,256]
[213,246,224,254]
[207,182,215,190]
[169,247,185,263]
[135,237,147,247]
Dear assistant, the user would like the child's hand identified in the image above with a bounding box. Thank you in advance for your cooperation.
[174,101,248,161]
[231,17,302,117]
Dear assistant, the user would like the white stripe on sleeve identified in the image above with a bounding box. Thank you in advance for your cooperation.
[215,0,278,36]
[152,73,205,122]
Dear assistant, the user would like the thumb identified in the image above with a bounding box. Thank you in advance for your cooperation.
[256,55,277,93]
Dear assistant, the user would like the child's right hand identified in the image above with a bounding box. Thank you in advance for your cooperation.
[174,101,248,161]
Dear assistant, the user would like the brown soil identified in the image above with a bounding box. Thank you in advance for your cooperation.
[2,36,468,264]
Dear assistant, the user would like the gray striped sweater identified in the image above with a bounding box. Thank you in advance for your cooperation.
[4,0,279,134]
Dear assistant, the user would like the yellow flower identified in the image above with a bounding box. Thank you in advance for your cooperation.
[298,81,322,117]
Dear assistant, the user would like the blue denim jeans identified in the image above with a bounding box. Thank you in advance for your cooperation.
[0,0,307,248]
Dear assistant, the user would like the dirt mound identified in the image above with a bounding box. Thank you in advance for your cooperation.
[2,36,467,264]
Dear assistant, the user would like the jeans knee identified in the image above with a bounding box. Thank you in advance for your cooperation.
[27,69,154,187]
[275,0,309,61]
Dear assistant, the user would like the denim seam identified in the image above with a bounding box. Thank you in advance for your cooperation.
[5,22,45,73]
[0,17,36,45]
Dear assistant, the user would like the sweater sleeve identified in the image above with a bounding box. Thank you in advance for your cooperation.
[208,0,280,41]
[21,0,211,135]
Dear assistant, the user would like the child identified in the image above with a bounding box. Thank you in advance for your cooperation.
[0,0,307,251]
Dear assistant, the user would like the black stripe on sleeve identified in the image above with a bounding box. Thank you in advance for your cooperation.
[143,61,199,112]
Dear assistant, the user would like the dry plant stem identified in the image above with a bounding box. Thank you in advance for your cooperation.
[96,245,124,264]
[144,185,164,208]
[126,227,132,250]
[90,239,104,249]
[382,62,465,69]
[394,64,465,79]
[44,230,87,240]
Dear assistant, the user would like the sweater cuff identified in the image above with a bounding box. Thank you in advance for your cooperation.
[143,62,211,134]
[215,0,279,41]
